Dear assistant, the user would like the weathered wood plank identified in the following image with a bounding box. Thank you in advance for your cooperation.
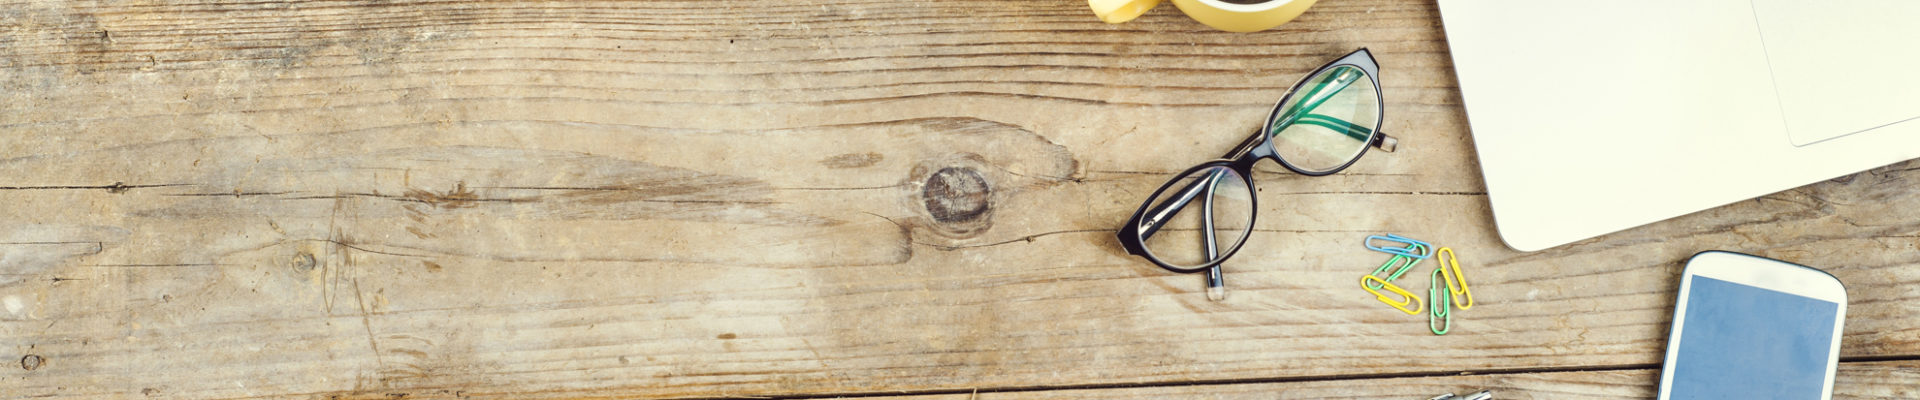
[4,0,1920,398]
[871,361,1920,400]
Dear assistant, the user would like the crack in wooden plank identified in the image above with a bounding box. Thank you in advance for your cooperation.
[0,182,188,191]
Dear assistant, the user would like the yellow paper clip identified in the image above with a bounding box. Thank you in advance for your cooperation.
[1361,275,1423,315]
[1436,247,1474,310]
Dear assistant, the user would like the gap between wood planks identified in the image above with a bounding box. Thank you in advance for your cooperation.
[666,356,1920,400]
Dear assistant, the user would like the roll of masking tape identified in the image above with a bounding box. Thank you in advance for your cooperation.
[1088,0,1317,33]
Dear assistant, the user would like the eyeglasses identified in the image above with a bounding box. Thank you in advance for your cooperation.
[1116,48,1398,301]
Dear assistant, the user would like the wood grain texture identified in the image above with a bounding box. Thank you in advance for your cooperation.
[866,361,1920,400]
[4,0,1920,398]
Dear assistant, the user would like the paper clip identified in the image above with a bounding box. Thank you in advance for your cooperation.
[1436,247,1474,310]
[1361,275,1423,315]
[1431,391,1493,400]
[1365,234,1433,259]
[1429,268,1452,335]
[1364,250,1423,290]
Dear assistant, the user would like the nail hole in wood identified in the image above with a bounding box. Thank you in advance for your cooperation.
[21,354,44,370]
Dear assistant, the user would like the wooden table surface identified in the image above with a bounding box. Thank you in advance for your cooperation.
[5,0,1919,398]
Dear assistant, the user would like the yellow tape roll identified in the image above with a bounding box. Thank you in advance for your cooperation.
[1088,0,1316,33]
[1172,0,1318,32]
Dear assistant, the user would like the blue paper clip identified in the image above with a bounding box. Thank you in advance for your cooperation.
[1365,234,1433,259]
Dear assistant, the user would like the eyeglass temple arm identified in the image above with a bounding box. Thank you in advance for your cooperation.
[1270,68,1361,136]
[1137,168,1226,240]
[1372,130,1399,152]
[1292,116,1398,153]
[1272,67,1396,151]
[1201,183,1228,300]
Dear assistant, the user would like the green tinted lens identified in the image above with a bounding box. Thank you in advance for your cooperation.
[1267,65,1380,173]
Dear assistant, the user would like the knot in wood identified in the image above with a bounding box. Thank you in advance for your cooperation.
[291,252,316,272]
[922,167,990,224]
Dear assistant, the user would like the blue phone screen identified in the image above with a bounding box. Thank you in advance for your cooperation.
[1669,276,1839,399]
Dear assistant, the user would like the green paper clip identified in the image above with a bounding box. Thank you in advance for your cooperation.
[1430,268,1452,335]
[1364,245,1426,290]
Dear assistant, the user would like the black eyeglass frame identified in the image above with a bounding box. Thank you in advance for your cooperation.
[1116,48,1392,274]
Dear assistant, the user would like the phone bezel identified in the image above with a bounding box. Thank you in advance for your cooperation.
[1656,251,1848,399]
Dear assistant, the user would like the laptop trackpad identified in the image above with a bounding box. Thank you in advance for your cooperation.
[1752,0,1920,146]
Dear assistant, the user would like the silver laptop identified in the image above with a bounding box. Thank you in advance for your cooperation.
[1437,1,1920,251]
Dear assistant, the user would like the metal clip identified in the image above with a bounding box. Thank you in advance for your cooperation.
[1364,250,1424,290]
[1362,275,1423,315]
[1430,391,1492,400]
[1436,247,1474,310]
[1365,234,1433,259]
[1430,268,1452,335]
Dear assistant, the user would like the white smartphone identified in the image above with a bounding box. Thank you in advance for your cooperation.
[1656,251,1848,400]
